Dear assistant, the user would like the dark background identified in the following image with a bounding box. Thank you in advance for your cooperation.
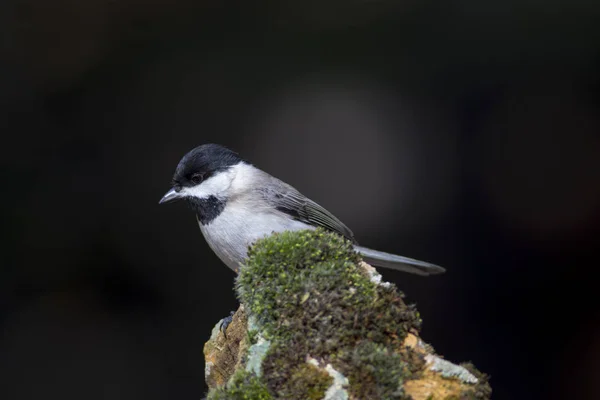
[1,1,599,399]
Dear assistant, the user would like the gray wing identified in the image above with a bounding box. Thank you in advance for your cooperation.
[259,182,357,243]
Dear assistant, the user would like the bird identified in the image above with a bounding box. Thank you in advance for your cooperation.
[159,144,445,276]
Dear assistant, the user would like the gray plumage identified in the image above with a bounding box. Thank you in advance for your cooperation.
[160,144,445,276]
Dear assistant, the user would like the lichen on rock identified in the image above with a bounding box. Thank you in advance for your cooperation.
[203,229,491,400]
[425,354,478,384]
[245,335,271,377]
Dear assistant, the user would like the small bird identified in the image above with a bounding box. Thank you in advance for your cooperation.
[159,144,445,276]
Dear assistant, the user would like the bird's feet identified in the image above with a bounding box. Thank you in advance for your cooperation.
[220,311,236,337]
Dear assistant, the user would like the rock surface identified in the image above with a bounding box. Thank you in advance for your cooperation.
[203,229,491,400]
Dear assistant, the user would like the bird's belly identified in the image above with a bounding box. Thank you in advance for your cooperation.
[198,208,313,271]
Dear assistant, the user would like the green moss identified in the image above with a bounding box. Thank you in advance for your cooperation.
[237,229,364,337]
[247,329,259,346]
[334,341,411,400]
[276,363,333,400]
[207,370,272,400]
[237,229,419,342]
[236,229,421,399]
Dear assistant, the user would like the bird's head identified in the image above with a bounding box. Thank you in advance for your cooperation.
[159,144,243,205]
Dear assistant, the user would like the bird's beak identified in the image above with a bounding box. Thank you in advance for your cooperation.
[159,188,182,204]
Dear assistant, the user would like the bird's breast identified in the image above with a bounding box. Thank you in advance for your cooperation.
[198,205,314,271]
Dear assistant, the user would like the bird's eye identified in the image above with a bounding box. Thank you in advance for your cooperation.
[190,173,204,184]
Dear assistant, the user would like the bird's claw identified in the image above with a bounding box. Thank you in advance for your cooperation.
[220,311,235,337]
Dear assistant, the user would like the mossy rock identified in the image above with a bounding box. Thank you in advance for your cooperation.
[204,229,491,400]
[208,370,272,400]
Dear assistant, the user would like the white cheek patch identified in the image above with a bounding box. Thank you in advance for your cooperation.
[182,167,237,199]
[228,162,258,194]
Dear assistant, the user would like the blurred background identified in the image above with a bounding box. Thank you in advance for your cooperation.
[1,1,599,399]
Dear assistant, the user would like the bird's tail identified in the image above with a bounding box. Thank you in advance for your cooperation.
[354,245,445,276]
